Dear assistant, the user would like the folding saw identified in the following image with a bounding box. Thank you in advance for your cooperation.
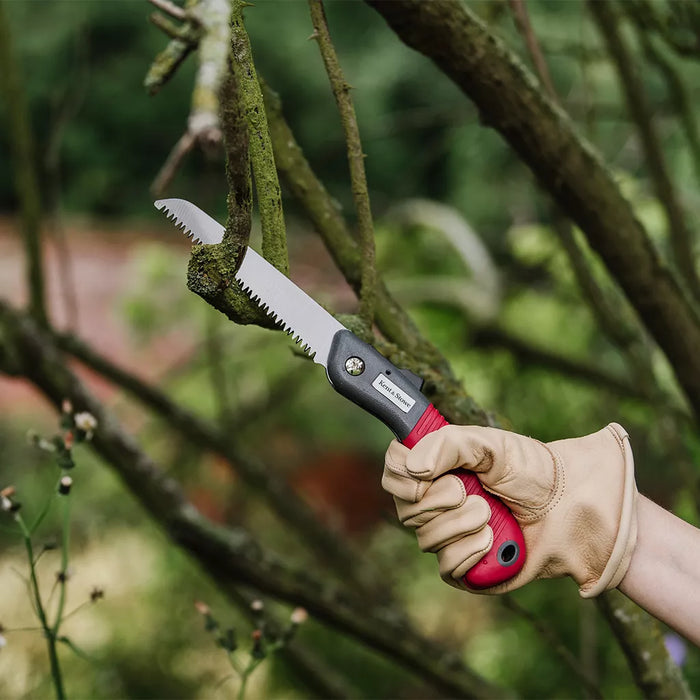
[155,198,525,588]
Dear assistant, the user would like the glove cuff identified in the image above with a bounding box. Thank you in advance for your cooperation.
[578,423,638,598]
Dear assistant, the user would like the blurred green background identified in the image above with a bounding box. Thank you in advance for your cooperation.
[0,0,699,697]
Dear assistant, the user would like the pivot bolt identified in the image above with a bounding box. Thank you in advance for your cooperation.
[345,357,365,376]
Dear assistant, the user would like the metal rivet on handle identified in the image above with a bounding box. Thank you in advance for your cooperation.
[344,357,365,376]
[496,540,520,567]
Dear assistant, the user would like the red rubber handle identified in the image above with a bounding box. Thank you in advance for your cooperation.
[403,405,525,589]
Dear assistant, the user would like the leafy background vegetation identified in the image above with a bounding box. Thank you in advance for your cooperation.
[0,0,699,697]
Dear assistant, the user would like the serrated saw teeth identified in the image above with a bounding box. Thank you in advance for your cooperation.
[155,198,346,367]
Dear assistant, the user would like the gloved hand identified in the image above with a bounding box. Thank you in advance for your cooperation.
[382,423,638,597]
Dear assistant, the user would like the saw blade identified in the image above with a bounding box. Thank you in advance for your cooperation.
[154,198,345,366]
[155,198,224,245]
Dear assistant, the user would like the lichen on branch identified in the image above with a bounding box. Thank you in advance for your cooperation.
[229,0,288,275]
[308,0,377,325]
[144,12,202,95]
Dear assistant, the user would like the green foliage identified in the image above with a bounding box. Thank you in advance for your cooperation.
[1,0,699,697]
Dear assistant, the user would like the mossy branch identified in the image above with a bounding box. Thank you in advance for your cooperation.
[144,15,202,96]
[220,68,251,256]
[366,0,700,422]
[185,41,274,326]
[308,0,377,325]
[260,82,493,426]
[229,0,288,275]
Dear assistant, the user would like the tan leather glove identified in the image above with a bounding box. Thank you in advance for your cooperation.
[382,423,638,597]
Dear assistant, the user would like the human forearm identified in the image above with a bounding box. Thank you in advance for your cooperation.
[619,495,700,646]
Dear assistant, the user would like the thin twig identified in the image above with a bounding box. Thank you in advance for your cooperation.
[149,11,182,39]
[44,27,90,332]
[51,494,72,638]
[148,0,187,21]
[587,0,700,302]
[144,9,201,97]
[471,324,684,412]
[308,0,377,325]
[151,0,228,196]
[0,1,47,325]
[260,83,462,383]
[632,25,700,184]
[16,515,66,700]
[151,131,196,197]
[502,596,603,699]
[0,302,507,700]
[507,0,558,101]
[49,326,387,597]
[552,218,655,385]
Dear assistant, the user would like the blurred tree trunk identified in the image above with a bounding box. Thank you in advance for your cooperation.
[0,0,47,325]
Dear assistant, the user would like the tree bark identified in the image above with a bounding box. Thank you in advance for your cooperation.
[0,300,507,700]
[366,0,700,419]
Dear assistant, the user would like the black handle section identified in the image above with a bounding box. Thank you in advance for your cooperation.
[325,330,430,441]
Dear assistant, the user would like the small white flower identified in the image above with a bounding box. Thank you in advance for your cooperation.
[250,599,264,612]
[290,607,308,625]
[1,496,11,512]
[74,412,98,439]
[74,412,98,433]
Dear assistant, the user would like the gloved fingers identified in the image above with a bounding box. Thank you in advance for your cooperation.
[436,526,494,583]
[414,495,491,551]
[383,440,430,502]
[396,474,467,526]
[404,425,502,481]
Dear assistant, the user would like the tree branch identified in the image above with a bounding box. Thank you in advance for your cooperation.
[308,0,377,325]
[587,0,700,302]
[597,590,692,699]
[0,301,507,700]
[0,1,47,325]
[229,0,288,274]
[502,596,603,699]
[506,0,557,101]
[151,130,196,195]
[151,0,229,197]
[622,0,700,60]
[260,82,495,427]
[144,15,201,96]
[472,326,651,405]
[219,62,251,254]
[365,0,700,422]
[148,0,187,21]
[185,42,268,325]
[49,327,380,594]
[627,13,700,184]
